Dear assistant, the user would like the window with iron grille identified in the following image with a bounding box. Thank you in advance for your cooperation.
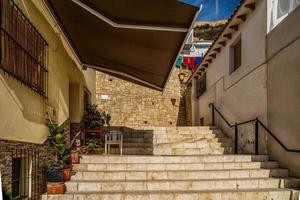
[0,0,48,98]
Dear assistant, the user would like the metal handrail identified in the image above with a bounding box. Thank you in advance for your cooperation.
[209,103,300,154]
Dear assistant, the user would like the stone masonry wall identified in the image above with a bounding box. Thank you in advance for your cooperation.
[96,68,186,128]
[0,140,51,198]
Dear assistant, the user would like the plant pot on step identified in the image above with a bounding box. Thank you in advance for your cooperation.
[47,169,63,182]
[71,150,80,164]
[63,168,72,181]
[47,182,65,194]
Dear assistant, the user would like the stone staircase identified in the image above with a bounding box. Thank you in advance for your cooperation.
[153,126,233,155]
[43,126,300,200]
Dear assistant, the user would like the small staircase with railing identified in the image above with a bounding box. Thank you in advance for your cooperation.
[42,124,300,200]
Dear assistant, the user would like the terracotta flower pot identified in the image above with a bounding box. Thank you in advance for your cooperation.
[63,168,72,181]
[71,151,79,164]
[47,182,65,194]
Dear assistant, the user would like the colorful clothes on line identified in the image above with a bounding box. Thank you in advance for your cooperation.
[176,56,183,68]
[195,56,202,65]
[183,57,189,66]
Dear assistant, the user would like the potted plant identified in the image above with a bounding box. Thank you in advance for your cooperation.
[47,160,64,182]
[84,104,101,117]
[70,131,82,164]
[46,160,65,194]
[87,120,102,130]
[103,112,111,131]
[86,139,103,154]
[47,124,65,182]
[62,150,72,181]
[47,124,70,193]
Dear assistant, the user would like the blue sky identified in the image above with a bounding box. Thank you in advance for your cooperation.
[180,0,240,21]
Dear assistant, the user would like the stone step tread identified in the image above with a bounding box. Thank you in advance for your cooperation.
[80,155,269,158]
[154,143,232,148]
[65,178,287,192]
[156,137,232,141]
[44,189,291,200]
[67,177,287,183]
[71,168,289,181]
[72,168,288,173]
[72,162,279,171]
[73,163,279,171]
[156,147,233,150]
[123,147,153,149]
[74,168,288,178]
[154,134,226,139]
[74,161,278,165]
[59,188,291,195]
[154,133,224,137]
[80,155,270,162]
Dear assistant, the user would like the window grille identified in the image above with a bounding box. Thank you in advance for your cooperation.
[0,0,48,97]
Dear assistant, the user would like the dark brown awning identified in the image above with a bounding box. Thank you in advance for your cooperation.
[44,0,199,90]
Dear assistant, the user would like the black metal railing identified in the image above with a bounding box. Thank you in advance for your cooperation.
[0,0,48,98]
[209,103,300,155]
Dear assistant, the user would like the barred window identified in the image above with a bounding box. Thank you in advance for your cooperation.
[0,0,48,97]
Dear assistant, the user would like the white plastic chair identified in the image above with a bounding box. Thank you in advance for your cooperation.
[105,131,123,155]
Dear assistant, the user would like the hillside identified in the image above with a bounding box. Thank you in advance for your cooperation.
[193,20,227,41]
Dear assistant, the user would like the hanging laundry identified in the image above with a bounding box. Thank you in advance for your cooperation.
[183,56,189,67]
[189,57,195,69]
[176,56,183,68]
[195,56,202,66]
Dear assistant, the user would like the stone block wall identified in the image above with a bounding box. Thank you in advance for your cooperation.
[0,140,51,198]
[96,68,187,128]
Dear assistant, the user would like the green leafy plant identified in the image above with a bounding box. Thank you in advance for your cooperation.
[102,112,111,128]
[47,124,70,169]
[87,120,101,129]
[47,160,64,171]
[84,104,101,116]
[86,139,102,150]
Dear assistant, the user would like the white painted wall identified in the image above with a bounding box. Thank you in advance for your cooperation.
[267,5,300,177]
[191,0,268,153]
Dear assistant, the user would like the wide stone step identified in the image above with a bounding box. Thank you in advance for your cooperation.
[123,143,153,148]
[153,147,234,155]
[73,161,279,171]
[123,133,153,139]
[42,188,291,200]
[154,137,232,146]
[154,133,226,141]
[154,131,224,136]
[65,178,287,192]
[71,169,288,181]
[160,141,232,149]
[123,148,153,155]
[123,138,153,143]
[79,155,270,164]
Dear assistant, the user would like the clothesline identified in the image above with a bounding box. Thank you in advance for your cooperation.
[176,55,202,72]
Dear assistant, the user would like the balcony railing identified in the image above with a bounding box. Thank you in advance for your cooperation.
[0,0,48,98]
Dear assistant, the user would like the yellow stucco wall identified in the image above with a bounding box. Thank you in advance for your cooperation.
[0,0,95,144]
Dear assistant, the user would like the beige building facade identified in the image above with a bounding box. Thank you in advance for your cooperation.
[0,0,96,194]
[189,0,300,177]
[0,0,96,144]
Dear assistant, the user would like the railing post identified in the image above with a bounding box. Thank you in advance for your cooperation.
[211,103,215,126]
[235,123,238,154]
[255,119,259,155]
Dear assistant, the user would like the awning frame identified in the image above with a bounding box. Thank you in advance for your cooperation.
[42,0,200,91]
